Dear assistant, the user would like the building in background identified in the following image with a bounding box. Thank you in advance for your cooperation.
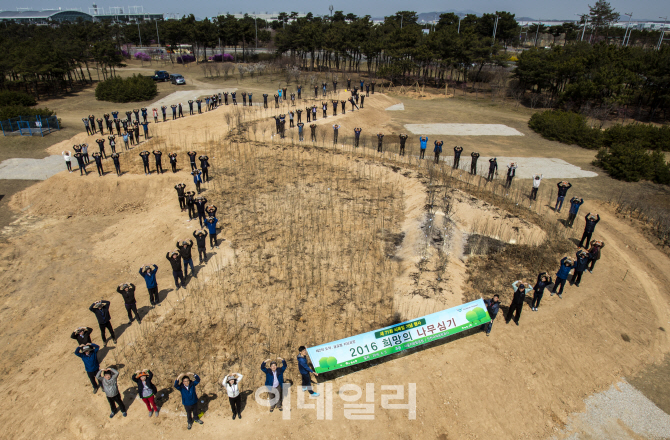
[0,5,163,24]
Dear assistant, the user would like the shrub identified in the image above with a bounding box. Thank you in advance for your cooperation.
[0,105,54,121]
[134,52,151,62]
[177,54,196,64]
[528,110,602,149]
[593,143,670,184]
[602,124,670,152]
[94,74,158,103]
[0,90,37,107]
[208,53,234,62]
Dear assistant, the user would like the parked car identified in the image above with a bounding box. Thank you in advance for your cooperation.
[153,70,170,82]
[170,74,186,85]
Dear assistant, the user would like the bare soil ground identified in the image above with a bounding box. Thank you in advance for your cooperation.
[0,65,669,440]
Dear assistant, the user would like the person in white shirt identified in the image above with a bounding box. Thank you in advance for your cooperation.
[222,373,244,419]
[530,174,543,200]
[62,151,72,172]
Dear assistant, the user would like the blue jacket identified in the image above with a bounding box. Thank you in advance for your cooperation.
[434,142,442,153]
[74,343,100,372]
[297,356,314,375]
[484,298,500,320]
[193,173,202,184]
[556,257,573,279]
[174,374,200,406]
[139,265,158,289]
[420,137,428,150]
[569,198,583,214]
[89,301,111,324]
[261,360,287,387]
[205,217,218,235]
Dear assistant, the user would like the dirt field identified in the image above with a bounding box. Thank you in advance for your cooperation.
[0,63,669,440]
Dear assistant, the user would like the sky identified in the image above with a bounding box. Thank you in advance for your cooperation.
[10,0,670,21]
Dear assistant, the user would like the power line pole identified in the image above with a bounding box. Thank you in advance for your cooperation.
[622,12,632,46]
[492,15,499,45]
[137,21,142,48]
[458,14,462,34]
[534,20,541,47]
[155,20,160,47]
[658,17,668,50]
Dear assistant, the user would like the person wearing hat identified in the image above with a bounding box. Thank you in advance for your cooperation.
[132,369,159,417]
[505,162,517,189]
[71,326,93,345]
[193,229,208,263]
[261,358,287,412]
[505,280,533,325]
[116,283,141,324]
[531,272,552,311]
[204,216,219,249]
[177,239,195,277]
[579,213,601,249]
[223,372,244,419]
[587,240,605,273]
[571,249,590,287]
[555,181,573,213]
[139,264,159,306]
[551,256,574,298]
[166,250,185,290]
[530,174,543,200]
[487,158,498,181]
[481,295,500,335]
[74,343,100,393]
[174,372,203,430]
[89,300,116,346]
[297,346,320,396]
[96,367,126,418]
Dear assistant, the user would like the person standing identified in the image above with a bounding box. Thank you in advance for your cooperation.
[186,191,197,221]
[399,134,408,156]
[224,92,229,105]
[332,100,338,116]
[166,250,185,290]
[296,109,303,124]
[89,300,116,346]
[555,181,572,213]
[132,370,159,417]
[587,240,604,273]
[263,93,269,108]
[223,373,244,419]
[96,118,105,135]
[566,197,584,227]
[174,372,203,430]
[116,283,141,324]
[140,150,151,175]
[205,216,219,249]
[530,272,552,311]
[177,240,195,277]
[487,158,498,181]
[530,174,542,200]
[480,295,500,336]
[470,152,480,175]
[199,155,210,182]
[195,196,207,227]
[111,153,121,176]
[97,367,127,418]
[261,358,287,412]
[108,136,117,154]
[193,170,203,194]
[453,146,463,169]
[305,106,311,123]
[248,92,253,106]
[81,143,90,164]
[434,140,443,163]
[506,280,533,325]
[92,152,104,177]
[322,101,328,119]
[232,92,238,105]
[354,128,362,147]
[142,121,150,139]
[551,256,574,298]
[193,229,208,263]
[83,117,92,135]
[62,151,72,173]
[579,213,600,248]
[133,108,141,123]
[139,264,159,306]
[74,152,86,176]
[175,183,187,211]
[419,136,427,159]
[571,249,590,287]
[153,150,164,174]
[310,124,317,142]
[333,124,340,144]
[340,99,347,114]
[74,343,101,393]
[297,122,304,141]
[95,138,107,159]
[242,92,247,106]
[71,326,93,345]
[312,105,317,121]
[141,107,148,123]
[178,103,184,118]
[297,347,320,396]
[377,133,384,153]
[289,111,294,128]
[187,151,198,171]
[171,104,178,120]
[505,162,517,189]
[360,94,365,108]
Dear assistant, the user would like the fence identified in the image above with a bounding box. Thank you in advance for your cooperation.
[0,115,60,136]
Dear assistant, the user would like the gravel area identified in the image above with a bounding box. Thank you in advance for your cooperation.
[405,123,524,136]
[555,380,670,440]
[0,156,66,180]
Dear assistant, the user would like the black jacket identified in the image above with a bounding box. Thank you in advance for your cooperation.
[557,183,572,197]
[488,160,497,172]
[89,300,112,324]
[574,253,590,272]
[195,199,207,213]
[533,272,552,294]
[132,370,158,397]
[193,230,208,248]
[116,284,137,304]
[177,241,193,259]
[511,287,527,304]
[166,253,182,272]
[71,327,93,345]
[584,214,600,233]
[175,185,186,198]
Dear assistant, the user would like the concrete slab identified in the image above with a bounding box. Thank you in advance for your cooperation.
[405,123,524,136]
[0,155,66,180]
[385,103,405,111]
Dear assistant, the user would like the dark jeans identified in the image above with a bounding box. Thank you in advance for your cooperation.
[399,146,405,156]
[579,231,593,249]
[183,258,195,276]
[96,163,104,176]
[155,162,163,174]
[198,247,206,262]
[198,212,205,227]
[184,404,199,424]
[487,170,495,180]
[531,291,543,308]
[355,137,360,147]
[87,369,100,388]
[229,395,242,414]
[107,393,126,413]
[552,277,567,295]
[190,162,197,171]
[567,213,576,227]
[506,301,523,323]
[506,176,513,188]
[571,270,584,285]
[66,161,72,171]
[172,270,184,288]
[202,168,209,181]
[434,153,440,163]
[480,320,493,334]
[125,303,140,322]
[588,259,597,272]
[555,196,565,212]
[419,149,425,159]
[530,187,538,200]
[142,162,150,174]
[172,162,177,173]
[98,321,116,343]
[471,164,477,175]
[114,163,121,175]
[210,234,218,248]
[148,286,159,305]
[179,197,186,210]
[269,385,283,409]
[188,205,196,219]
[301,373,316,393]
[454,157,460,169]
